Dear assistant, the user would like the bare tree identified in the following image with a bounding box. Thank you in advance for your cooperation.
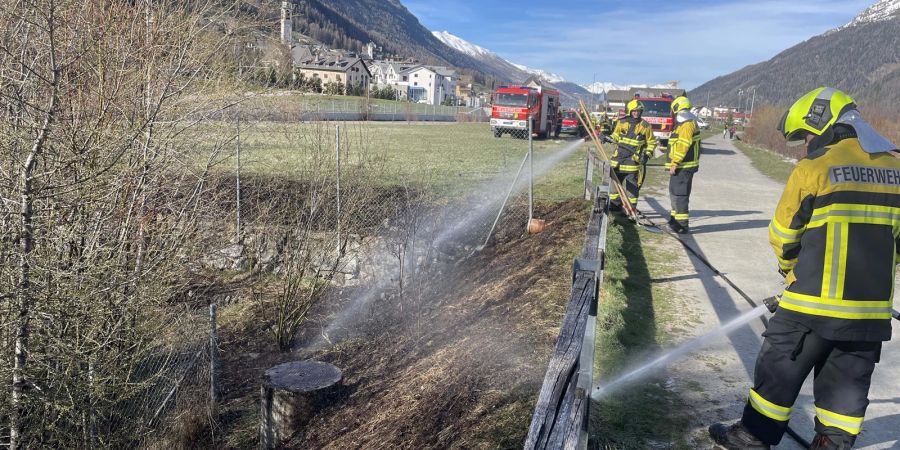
[0,0,250,446]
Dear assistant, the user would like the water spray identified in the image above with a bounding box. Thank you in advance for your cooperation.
[304,138,585,352]
[592,304,769,400]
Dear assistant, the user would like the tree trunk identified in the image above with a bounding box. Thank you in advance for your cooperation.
[10,35,58,448]
[258,360,342,449]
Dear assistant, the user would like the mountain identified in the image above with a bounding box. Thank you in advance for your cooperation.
[511,64,566,84]
[690,0,900,114]
[581,81,678,94]
[284,2,590,104]
[431,31,532,84]
[289,0,515,85]
[430,31,590,104]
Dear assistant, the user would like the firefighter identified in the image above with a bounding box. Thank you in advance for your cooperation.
[666,95,701,233]
[709,87,900,450]
[609,99,657,212]
[599,113,613,137]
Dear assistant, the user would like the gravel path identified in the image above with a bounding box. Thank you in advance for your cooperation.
[640,134,900,449]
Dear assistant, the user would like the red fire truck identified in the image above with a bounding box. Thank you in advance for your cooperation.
[634,95,675,148]
[490,85,560,139]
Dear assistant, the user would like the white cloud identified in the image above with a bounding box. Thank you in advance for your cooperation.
[471,0,873,88]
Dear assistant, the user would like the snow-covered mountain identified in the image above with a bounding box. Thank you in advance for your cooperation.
[430,30,591,104]
[691,0,900,114]
[842,0,900,29]
[511,64,566,83]
[431,31,492,57]
[581,81,677,94]
[432,31,565,83]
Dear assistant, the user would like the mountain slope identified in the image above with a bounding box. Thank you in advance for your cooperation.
[291,0,514,84]
[690,0,900,114]
[431,31,532,83]
[430,31,590,104]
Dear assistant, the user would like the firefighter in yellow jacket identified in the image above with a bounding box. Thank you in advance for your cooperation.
[609,99,657,212]
[709,87,900,450]
[666,96,701,233]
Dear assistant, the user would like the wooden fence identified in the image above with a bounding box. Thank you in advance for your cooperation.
[524,155,610,450]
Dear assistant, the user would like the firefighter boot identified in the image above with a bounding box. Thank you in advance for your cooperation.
[708,422,770,450]
[809,434,852,450]
[667,218,689,234]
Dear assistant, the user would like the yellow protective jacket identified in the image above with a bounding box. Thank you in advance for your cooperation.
[610,117,657,172]
[769,137,900,341]
[666,118,701,171]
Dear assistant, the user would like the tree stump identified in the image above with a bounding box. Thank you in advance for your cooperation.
[259,360,342,449]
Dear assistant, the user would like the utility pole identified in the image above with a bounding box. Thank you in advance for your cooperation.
[528,116,534,228]
[749,88,756,124]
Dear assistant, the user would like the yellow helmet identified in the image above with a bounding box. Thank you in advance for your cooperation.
[778,87,857,143]
[626,99,644,115]
[671,96,692,113]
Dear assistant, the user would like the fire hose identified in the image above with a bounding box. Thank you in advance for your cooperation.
[574,105,900,446]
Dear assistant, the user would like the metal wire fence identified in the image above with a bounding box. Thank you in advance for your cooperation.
[0,97,583,448]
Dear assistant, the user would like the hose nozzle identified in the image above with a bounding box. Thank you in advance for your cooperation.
[763,295,780,314]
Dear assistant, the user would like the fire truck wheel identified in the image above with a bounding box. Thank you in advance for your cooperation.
[493,128,502,138]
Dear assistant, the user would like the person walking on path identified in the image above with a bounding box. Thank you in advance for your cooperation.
[709,87,900,450]
[608,99,657,212]
[665,95,701,233]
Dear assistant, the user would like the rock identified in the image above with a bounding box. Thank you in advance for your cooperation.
[258,248,279,270]
[221,244,244,259]
[233,256,250,271]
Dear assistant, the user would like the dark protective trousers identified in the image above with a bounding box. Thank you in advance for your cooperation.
[741,315,881,446]
[668,169,694,227]
[610,168,639,210]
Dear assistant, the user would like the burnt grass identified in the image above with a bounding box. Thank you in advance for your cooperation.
[210,199,590,449]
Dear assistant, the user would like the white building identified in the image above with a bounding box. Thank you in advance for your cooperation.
[401,66,456,105]
[694,106,713,118]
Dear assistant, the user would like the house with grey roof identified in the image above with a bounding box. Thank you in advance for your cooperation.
[295,55,371,94]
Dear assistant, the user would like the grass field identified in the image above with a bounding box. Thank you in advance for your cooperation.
[590,217,694,449]
[733,140,796,184]
[240,92,471,115]
[206,120,587,197]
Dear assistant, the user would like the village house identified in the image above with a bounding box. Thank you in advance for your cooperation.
[401,65,456,105]
[295,55,372,94]
[368,60,419,100]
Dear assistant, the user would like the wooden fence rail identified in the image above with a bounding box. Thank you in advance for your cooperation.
[524,157,610,450]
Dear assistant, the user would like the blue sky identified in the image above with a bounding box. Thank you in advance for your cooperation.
[403,0,873,89]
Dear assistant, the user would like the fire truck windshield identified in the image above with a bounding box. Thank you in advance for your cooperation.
[495,93,528,107]
[639,100,673,117]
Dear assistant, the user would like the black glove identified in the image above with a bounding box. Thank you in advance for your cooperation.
[763,295,780,313]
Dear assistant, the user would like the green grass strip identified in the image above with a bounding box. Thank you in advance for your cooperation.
[732,141,795,184]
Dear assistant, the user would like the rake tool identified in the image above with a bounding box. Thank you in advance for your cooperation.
[575,102,661,233]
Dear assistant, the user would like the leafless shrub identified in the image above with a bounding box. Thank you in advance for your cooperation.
[0,0,256,447]
[743,103,900,161]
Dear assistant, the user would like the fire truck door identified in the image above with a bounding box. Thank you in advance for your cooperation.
[539,96,549,132]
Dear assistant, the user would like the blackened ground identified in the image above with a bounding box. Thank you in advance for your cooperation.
[212,199,590,449]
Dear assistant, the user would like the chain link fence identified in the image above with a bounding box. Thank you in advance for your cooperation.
[231,93,489,123]
[0,93,584,448]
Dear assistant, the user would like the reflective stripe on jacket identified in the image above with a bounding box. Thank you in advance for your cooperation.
[610,117,656,171]
[666,119,700,171]
[769,138,900,341]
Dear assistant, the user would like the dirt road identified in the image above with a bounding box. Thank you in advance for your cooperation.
[640,134,900,449]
